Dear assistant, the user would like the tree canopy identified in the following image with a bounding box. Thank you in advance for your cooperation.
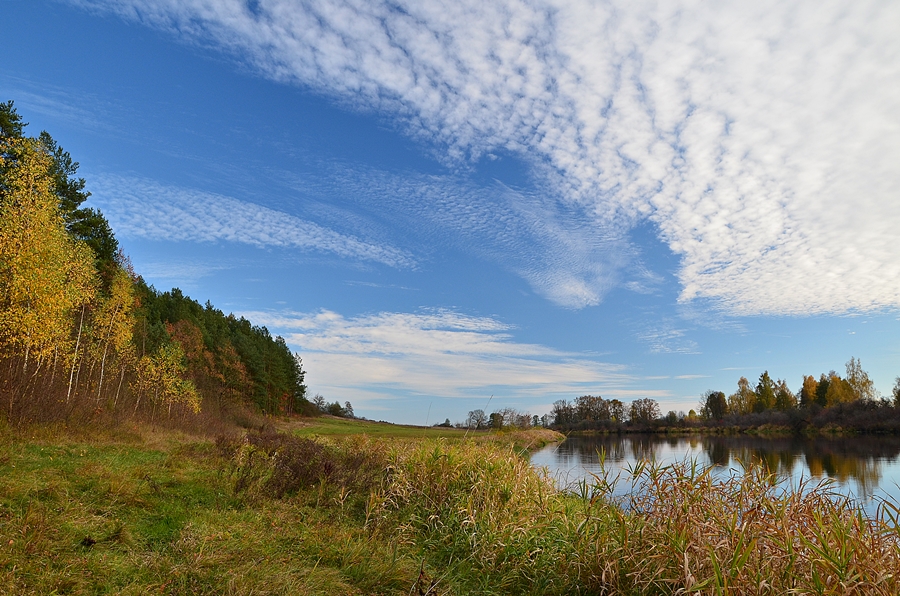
[0,100,312,426]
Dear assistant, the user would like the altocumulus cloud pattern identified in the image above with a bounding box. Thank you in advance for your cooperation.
[72,0,900,315]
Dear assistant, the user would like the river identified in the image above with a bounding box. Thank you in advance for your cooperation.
[530,434,900,515]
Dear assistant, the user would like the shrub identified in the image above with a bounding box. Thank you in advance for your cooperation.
[220,429,387,499]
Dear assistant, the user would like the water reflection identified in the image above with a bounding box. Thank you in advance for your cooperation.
[532,434,900,508]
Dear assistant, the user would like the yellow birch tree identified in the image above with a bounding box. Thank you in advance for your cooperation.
[0,137,96,368]
[131,343,200,416]
[727,376,757,415]
[90,266,136,401]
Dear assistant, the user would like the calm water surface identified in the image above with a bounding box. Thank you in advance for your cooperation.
[531,434,900,514]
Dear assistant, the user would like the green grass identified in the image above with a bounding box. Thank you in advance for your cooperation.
[0,425,418,595]
[3,419,897,595]
[281,416,564,451]
[282,415,474,438]
[0,420,560,595]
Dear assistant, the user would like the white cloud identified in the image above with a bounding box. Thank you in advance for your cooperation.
[241,308,636,402]
[637,324,701,355]
[136,261,227,283]
[72,0,900,315]
[88,175,415,268]
[0,81,115,134]
[288,164,632,308]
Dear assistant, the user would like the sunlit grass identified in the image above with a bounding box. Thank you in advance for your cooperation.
[374,439,900,594]
[2,421,898,594]
[282,415,473,438]
[0,425,415,595]
[281,416,563,452]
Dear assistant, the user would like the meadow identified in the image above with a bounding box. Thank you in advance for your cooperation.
[5,99,900,593]
[2,417,899,595]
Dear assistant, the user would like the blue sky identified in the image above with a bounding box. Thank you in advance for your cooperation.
[3,0,899,424]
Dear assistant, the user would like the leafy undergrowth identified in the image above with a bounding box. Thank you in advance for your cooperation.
[2,421,899,595]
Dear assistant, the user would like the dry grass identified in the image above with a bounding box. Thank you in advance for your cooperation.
[0,426,415,595]
[370,439,900,594]
[2,423,898,595]
[576,460,900,594]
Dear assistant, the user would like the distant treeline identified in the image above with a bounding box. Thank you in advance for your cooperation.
[459,407,547,431]
[456,401,662,432]
[0,101,313,428]
[550,358,900,434]
[550,396,663,432]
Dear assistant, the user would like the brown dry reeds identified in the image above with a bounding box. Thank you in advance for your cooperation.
[571,459,900,595]
[363,439,900,595]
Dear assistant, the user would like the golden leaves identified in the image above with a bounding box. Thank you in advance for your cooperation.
[0,137,96,362]
[132,343,201,414]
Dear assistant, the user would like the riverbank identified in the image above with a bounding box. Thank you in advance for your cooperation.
[562,422,898,438]
[563,425,798,437]
[556,399,900,437]
[2,419,897,594]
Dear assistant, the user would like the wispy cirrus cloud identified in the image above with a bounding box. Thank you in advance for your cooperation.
[71,0,900,315]
[638,324,701,355]
[241,308,644,403]
[88,175,415,268]
[284,164,633,308]
[0,80,115,134]
[92,168,629,307]
[135,261,229,283]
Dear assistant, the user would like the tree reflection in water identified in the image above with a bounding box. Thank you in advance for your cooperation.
[533,434,900,502]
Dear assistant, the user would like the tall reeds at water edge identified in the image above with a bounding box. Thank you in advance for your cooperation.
[365,439,900,595]
[5,427,897,594]
[581,458,900,594]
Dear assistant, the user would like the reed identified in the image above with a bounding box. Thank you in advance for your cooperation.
[574,460,900,594]
[3,424,898,594]
[372,439,900,594]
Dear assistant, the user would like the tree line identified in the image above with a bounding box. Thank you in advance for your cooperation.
[694,358,900,432]
[547,357,900,433]
[460,407,547,430]
[453,399,667,432]
[699,357,883,419]
[0,101,312,428]
[549,396,663,431]
[311,393,356,419]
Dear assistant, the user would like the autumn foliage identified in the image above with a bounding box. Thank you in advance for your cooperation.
[0,101,311,428]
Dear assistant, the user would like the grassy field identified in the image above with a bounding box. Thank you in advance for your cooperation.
[0,418,561,595]
[280,415,473,438]
[2,417,899,595]
[280,416,562,451]
[0,420,420,595]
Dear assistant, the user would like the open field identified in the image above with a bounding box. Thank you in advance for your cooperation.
[278,416,562,452]
[0,420,419,595]
[0,419,562,594]
[279,415,473,438]
[2,418,899,595]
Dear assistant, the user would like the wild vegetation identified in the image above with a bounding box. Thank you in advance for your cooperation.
[4,98,900,593]
[2,419,899,595]
[0,101,312,431]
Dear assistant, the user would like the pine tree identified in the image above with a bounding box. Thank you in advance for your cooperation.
[774,379,797,411]
[755,371,776,412]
